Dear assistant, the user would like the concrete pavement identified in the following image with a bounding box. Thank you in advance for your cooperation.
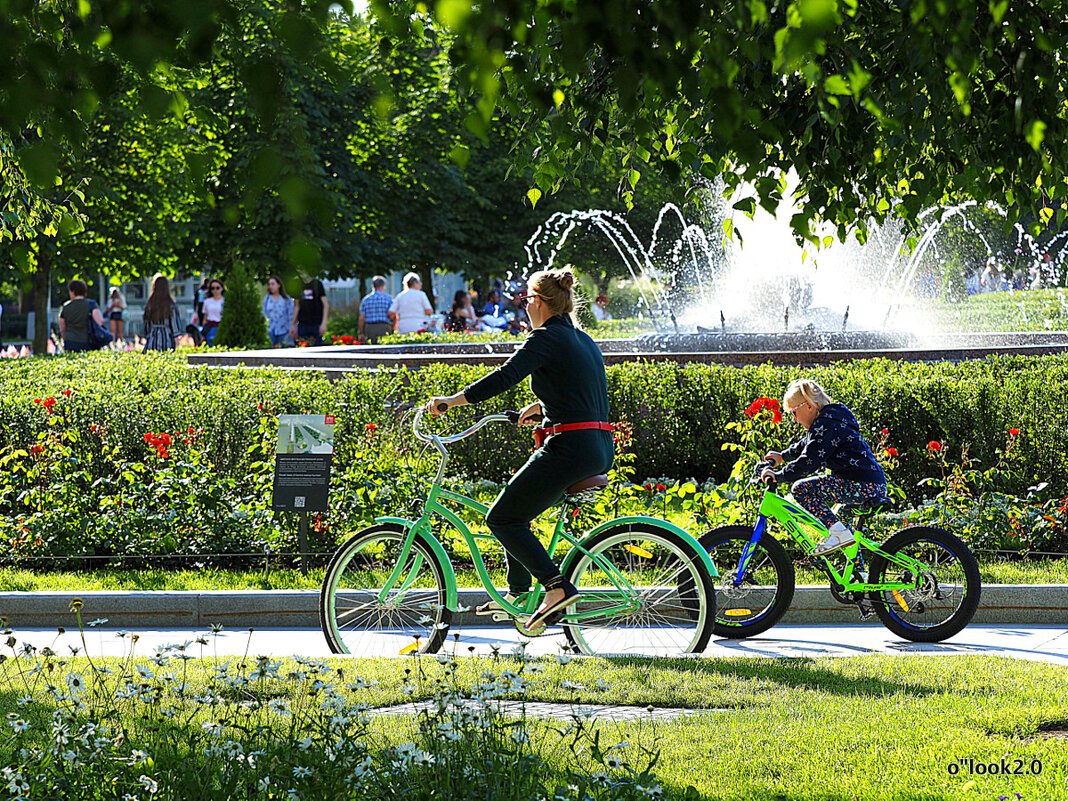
[6,624,1068,664]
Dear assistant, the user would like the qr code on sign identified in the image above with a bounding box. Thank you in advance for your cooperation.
[294,496,306,508]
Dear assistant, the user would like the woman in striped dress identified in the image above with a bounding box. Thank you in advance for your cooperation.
[142,274,183,352]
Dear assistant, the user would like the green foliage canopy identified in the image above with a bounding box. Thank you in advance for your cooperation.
[374,0,1068,244]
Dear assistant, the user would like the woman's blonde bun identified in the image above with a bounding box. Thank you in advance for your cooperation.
[528,267,577,315]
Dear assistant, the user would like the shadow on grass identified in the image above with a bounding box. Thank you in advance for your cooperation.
[604,655,946,700]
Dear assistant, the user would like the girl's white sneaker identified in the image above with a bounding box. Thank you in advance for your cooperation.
[812,523,855,556]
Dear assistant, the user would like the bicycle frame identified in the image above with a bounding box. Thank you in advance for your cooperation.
[733,487,931,595]
[372,408,716,620]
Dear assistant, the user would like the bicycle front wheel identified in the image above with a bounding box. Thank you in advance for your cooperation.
[319,522,452,656]
[562,522,715,657]
[868,525,981,642]
[699,525,795,638]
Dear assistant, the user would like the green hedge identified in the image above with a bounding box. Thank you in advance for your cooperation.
[0,352,1065,495]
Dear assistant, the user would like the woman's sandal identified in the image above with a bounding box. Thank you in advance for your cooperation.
[521,581,579,635]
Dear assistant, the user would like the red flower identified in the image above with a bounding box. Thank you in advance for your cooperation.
[656,483,667,492]
[884,447,899,457]
[744,397,783,424]
[644,483,653,491]
[1009,428,1020,436]
[143,433,153,443]
[366,423,377,431]
[927,441,942,452]
[881,428,889,436]
[61,389,72,396]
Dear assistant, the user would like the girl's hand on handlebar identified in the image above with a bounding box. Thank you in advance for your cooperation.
[764,451,784,467]
[517,401,544,426]
[760,467,777,484]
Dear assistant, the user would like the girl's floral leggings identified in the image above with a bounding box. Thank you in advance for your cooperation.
[791,475,886,527]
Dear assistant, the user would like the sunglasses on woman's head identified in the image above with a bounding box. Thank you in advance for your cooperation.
[512,293,538,309]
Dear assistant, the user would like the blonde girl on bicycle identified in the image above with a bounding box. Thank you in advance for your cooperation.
[761,379,886,555]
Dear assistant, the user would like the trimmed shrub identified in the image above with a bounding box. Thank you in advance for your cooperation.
[214,263,270,349]
[0,353,1064,494]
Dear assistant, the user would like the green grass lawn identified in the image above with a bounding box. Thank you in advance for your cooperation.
[0,648,1064,800]
[899,287,1068,333]
[0,556,1064,592]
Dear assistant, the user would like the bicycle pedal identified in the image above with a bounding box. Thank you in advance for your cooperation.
[490,611,513,623]
[857,603,874,620]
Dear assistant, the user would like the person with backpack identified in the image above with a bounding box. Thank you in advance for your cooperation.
[58,279,107,353]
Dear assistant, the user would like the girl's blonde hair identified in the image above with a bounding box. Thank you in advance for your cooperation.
[784,378,833,411]
[528,267,580,317]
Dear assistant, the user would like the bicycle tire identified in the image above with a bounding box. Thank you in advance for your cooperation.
[699,524,795,638]
[319,522,452,656]
[561,522,715,656]
[867,525,981,643]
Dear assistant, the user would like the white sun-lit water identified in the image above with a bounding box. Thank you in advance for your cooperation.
[520,171,1068,336]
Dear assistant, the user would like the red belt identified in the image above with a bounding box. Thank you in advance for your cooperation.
[532,421,613,448]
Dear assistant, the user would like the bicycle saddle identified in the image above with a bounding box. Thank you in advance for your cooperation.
[566,474,609,495]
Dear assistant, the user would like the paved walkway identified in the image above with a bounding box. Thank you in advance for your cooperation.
[7,624,1068,664]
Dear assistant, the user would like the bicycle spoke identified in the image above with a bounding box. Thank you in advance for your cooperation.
[321,527,449,656]
[877,539,968,630]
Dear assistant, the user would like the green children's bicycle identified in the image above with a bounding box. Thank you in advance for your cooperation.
[319,409,717,658]
[701,461,981,642]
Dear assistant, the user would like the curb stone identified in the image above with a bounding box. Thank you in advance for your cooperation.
[1,585,1065,630]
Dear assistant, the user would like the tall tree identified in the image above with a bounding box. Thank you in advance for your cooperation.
[0,0,350,351]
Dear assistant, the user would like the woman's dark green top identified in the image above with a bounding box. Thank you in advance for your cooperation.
[462,314,610,424]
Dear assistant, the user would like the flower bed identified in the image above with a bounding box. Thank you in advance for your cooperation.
[0,352,1065,564]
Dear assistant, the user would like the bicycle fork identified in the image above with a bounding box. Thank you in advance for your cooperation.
[734,516,768,586]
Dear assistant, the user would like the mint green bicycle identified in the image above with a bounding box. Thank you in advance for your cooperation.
[319,409,717,657]
[702,460,981,642]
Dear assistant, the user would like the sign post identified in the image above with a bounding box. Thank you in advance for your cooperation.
[271,414,336,574]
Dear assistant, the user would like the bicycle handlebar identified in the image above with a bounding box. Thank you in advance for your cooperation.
[412,407,520,445]
[751,459,778,486]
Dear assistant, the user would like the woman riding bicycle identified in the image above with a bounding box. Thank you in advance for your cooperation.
[427,267,613,633]
[761,378,886,555]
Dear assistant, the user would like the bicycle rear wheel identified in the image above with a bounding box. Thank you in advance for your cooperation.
[561,522,715,656]
[319,522,452,656]
[867,525,981,642]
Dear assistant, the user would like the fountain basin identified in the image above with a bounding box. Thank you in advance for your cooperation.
[186,330,1068,374]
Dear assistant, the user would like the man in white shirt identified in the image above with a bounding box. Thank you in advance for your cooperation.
[389,272,434,334]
